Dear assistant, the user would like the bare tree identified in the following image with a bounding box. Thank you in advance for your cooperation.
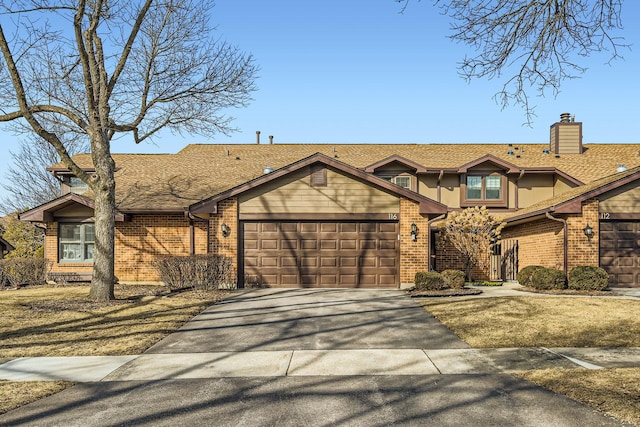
[0,0,258,300]
[439,206,505,282]
[2,134,89,214]
[398,0,627,123]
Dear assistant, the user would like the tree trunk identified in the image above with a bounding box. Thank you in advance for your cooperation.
[88,139,117,301]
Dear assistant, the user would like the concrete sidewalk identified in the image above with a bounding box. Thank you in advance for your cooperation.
[1,347,640,382]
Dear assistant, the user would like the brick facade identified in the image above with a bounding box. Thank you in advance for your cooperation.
[114,214,207,282]
[434,232,492,280]
[399,198,430,285]
[208,197,239,280]
[566,198,599,269]
[501,218,564,271]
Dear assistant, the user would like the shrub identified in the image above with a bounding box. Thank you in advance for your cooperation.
[441,270,466,288]
[0,258,51,287]
[530,267,567,290]
[568,266,609,291]
[153,254,234,291]
[414,271,447,290]
[517,265,544,287]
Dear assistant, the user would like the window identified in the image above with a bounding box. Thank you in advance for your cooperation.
[394,176,411,189]
[380,175,413,190]
[462,174,507,207]
[59,223,94,263]
[68,177,89,194]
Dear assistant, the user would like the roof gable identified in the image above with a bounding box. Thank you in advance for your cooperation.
[364,155,428,173]
[189,153,447,217]
[19,193,127,222]
[457,154,520,173]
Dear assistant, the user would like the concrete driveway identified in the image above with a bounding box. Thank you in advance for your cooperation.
[0,289,624,426]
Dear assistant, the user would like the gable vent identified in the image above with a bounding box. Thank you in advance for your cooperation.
[310,164,327,187]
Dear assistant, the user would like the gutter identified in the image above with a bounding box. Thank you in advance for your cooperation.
[545,212,568,275]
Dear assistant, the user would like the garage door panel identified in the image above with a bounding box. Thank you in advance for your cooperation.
[380,240,397,250]
[261,239,278,250]
[340,257,357,267]
[321,257,338,267]
[340,240,357,250]
[262,257,278,267]
[340,223,357,233]
[360,257,377,267]
[243,221,398,288]
[380,275,397,286]
[301,223,318,232]
[301,240,317,249]
[281,222,298,232]
[321,240,337,249]
[360,240,377,250]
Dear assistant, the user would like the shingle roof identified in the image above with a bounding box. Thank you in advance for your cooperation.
[502,165,640,222]
[49,143,640,211]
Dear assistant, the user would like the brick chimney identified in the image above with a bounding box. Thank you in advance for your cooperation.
[550,113,582,154]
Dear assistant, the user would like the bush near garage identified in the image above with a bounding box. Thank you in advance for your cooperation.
[441,269,466,288]
[530,267,567,290]
[516,265,544,287]
[414,271,447,290]
[568,266,609,291]
[153,254,234,291]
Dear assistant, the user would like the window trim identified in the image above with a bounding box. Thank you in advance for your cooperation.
[460,173,508,207]
[379,172,416,191]
[58,222,95,264]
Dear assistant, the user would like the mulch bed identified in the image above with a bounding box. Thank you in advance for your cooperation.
[518,287,622,296]
[407,288,483,298]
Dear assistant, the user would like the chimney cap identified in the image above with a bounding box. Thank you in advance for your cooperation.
[559,113,571,123]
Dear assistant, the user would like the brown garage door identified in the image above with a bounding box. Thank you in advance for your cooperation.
[242,221,398,288]
[600,221,640,287]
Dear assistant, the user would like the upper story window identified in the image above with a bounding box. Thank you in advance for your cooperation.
[461,173,507,207]
[59,223,94,263]
[381,174,414,190]
[68,177,89,194]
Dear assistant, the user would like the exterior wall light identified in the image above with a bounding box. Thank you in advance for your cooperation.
[411,223,418,241]
[221,223,230,237]
[583,223,593,239]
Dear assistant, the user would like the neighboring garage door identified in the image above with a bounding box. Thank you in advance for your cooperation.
[600,221,640,287]
[242,221,398,288]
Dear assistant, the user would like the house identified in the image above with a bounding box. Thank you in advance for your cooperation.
[0,237,14,259]
[19,114,640,288]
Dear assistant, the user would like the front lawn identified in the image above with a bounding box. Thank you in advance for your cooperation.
[0,285,227,414]
[421,296,640,426]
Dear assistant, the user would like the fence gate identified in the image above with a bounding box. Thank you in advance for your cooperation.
[501,239,519,281]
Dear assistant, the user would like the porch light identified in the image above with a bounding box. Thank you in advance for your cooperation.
[221,223,230,237]
[583,223,593,239]
[411,223,418,241]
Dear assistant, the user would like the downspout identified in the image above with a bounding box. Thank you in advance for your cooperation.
[515,170,525,210]
[427,212,448,271]
[545,212,568,275]
[436,170,444,203]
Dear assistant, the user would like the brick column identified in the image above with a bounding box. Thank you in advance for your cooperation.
[399,198,429,286]
[566,198,599,270]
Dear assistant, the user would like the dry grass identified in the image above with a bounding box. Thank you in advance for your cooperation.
[420,296,640,347]
[0,284,227,415]
[421,296,640,425]
[0,285,227,357]
[0,381,72,414]
[513,368,640,426]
